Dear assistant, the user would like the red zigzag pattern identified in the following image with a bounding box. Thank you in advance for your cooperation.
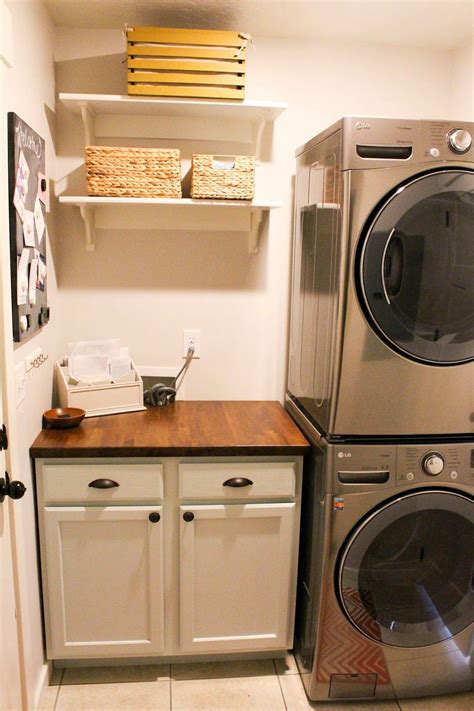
[316,591,391,684]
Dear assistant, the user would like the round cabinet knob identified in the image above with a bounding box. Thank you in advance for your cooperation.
[148,512,160,523]
[447,128,472,154]
[183,511,194,522]
[422,452,445,476]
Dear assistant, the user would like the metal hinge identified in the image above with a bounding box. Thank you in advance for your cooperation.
[0,425,8,451]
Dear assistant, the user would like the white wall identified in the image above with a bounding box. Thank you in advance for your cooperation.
[3,1,59,707]
[53,31,462,401]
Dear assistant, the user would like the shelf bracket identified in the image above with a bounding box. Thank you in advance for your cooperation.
[79,205,95,251]
[80,104,95,145]
[252,118,266,163]
[249,209,264,254]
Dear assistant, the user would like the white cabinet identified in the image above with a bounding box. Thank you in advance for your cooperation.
[35,456,302,661]
[42,505,164,658]
[179,503,296,652]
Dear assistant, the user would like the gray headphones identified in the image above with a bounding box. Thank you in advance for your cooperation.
[144,383,176,407]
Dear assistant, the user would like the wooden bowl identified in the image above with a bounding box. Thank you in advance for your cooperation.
[43,407,85,429]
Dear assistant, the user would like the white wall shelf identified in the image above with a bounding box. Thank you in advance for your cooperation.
[59,196,282,253]
[59,93,287,160]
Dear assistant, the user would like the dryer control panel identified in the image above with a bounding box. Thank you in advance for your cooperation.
[421,120,474,162]
[329,441,473,492]
[339,117,474,170]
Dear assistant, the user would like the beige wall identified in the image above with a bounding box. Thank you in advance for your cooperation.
[54,31,461,401]
[1,15,472,706]
[3,1,59,706]
[451,40,474,119]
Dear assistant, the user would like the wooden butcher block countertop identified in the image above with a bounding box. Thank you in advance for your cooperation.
[30,401,309,458]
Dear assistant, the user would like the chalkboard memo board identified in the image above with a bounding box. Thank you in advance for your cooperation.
[7,113,50,342]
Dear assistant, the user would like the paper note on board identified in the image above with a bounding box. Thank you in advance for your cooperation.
[37,254,46,291]
[28,258,38,305]
[15,150,30,203]
[33,196,45,242]
[13,187,25,222]
[22,210,36,247]
[17,248,30,305]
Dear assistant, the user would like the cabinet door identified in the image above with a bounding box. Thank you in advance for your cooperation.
[180,503,296,652]
[42,506,164,658]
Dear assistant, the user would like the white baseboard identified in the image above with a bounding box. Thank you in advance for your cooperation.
[34,662,52,710]
[54,650,287,668]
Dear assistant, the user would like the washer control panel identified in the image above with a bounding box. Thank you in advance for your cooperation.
[420,120,474,162]
[330,442,473,491]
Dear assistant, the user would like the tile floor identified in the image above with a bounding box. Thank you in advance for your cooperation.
[39,655,473,711]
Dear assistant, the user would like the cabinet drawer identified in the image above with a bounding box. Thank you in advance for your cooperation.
[41,464,163,503]
[179,462,296,500]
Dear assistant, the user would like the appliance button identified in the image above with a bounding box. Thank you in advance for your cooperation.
[422,452,445,476]
[429,147,440,158]
[447,128,472,154]
[406,472,415,481]
[450,470,458,480]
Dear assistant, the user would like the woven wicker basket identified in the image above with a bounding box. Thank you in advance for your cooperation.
[85,146,182,198]
[191,154,255,200]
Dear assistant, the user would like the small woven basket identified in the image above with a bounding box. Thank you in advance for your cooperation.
[85,146,182,198]
[191,154,255,200]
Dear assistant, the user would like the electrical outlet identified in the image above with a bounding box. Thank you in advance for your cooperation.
[183,330,200,358]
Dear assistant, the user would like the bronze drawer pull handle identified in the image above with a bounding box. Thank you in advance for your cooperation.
[223,477,253,487]
[183,511,194,522]
[88,478,120,489]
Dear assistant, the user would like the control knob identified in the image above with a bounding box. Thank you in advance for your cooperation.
[422,452,444,476]
[447,128,472,154]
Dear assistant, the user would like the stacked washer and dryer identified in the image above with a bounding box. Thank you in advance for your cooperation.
[285,117,473,702]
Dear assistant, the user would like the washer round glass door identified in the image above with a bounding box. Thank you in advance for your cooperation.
[338,490,473,648]
[359,169,474,364]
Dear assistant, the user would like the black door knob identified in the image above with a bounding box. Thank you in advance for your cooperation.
[0,472,27,503]
[183,511,194,522]
[148,512,161,523]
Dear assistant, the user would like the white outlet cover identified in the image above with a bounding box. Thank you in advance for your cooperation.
[183,330,200,358]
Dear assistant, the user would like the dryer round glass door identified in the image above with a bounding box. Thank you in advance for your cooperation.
[337,489,473,648]
[358,169,474,364]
